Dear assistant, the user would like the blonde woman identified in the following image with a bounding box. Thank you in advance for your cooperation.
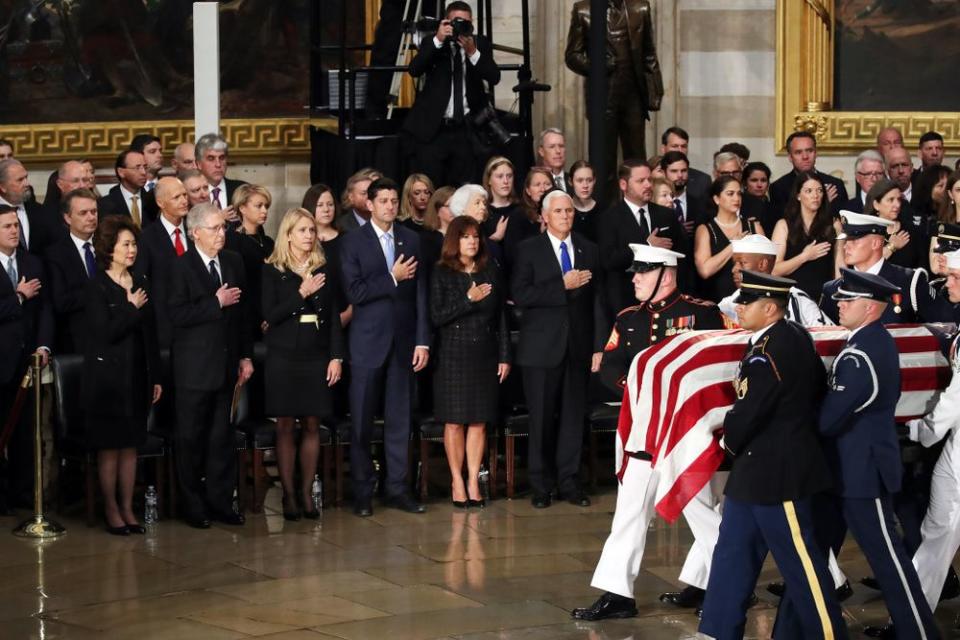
[226,183,275,336]
[400,173,435,229]
[262,208,344,520]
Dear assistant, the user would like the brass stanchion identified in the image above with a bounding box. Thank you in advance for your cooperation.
[13,353,65,538]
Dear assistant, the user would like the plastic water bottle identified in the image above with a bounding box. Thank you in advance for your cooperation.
[231,487,240,514]
[311,474,323,513]
[478,467,490,500]
[144,486,158,525]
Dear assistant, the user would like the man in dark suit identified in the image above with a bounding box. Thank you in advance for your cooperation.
[340,177,431,517]
[0,159,56,255]
[0,205,53,510]
[598,159,686,316]
[194,133,248,218]
[770,131,848,217]
[536,128,570,192]
[512,189,608,509]
[816,269,938,639]
[841,149,886,213]
[697,270,846,639]
[913,131,945,191]
[98,150,159,227]
[402,1,501,187]
[167,203,253,528]
[40,160,87,231]
[43,189,99,354]
[334,169,379,234]
[660,151,707,234]
[659,127,711,204]
[134,177,191,350]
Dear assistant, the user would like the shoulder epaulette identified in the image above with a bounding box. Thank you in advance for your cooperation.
[680,294,716,307]
[616,304,643,318]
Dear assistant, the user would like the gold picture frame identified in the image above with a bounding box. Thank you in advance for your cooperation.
[775,0,960,155]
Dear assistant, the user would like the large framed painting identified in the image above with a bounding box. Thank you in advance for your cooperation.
[776,0,960,154]
[0,0,373,163]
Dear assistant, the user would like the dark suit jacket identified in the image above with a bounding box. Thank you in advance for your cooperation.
[686,168,712,205]
[723,319,832,504]
[770,169,849,217]
[81,271,161,418]
[597,199,686,313]
[510,232,608,368]
[261,263,344,359]
[43,235,91,354]
[167,248,252,391]
[8,199,59,255]
[133,219,192,349]
[222,177,247,205]
[335,209,365,234]
[402,34,501,142]
[98,185,159,226]
[840,195,864,214]
[820,260,936,325]
[340,222,431,368]
[0,249,53,385]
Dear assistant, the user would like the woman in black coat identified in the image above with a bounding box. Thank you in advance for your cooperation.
[225,184,275,339]
[262,208,344,520]
[83,216,162,535]
[430,216,510,508]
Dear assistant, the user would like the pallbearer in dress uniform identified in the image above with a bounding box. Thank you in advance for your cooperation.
[698,270,847,640]
[817,268,939,639]
[572,244,724,621]
[926,222,960,323]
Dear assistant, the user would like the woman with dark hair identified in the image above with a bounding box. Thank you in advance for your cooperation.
[262,208,344,520]
[864,179,919,269]
[84,215,162,535]
[569,160,599,242]
[226,184,275,337]
[930,172,960,275]
[741,161,778,233]
[693,176,764,302]
[915,165,952,221]
[302,183,351,328]
[503,167,552,266]
[429,216,510,508]
[771,171,840,297]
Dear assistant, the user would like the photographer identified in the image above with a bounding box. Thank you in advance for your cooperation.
[402,1,501,188]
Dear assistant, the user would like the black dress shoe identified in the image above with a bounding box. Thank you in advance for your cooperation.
[385,494,426,514]
[861,575,880,590]
[863,624,895,639]
[570,592,638,620]
[124,523,146,535]
[105,524,130,536]
[766,581,785,598]
[562,490,591,507]
[531,493,551,509]
[353,498,373,517]
[835,580,853,602]
[213,511,245,525]
[467,498,485,508]
[185,516,211,529]
[659,585,705,608]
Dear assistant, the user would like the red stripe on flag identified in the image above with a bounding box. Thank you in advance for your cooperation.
[655,442,725,523]
[658,382,736,462]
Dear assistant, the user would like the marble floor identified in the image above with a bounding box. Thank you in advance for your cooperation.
[2,489,959,640]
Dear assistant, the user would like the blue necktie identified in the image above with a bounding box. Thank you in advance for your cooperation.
[383,232,395,272]
[83,242,96,278]
[559,241,572,274]
[674,198,684,223]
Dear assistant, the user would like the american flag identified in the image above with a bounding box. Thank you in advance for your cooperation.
[618,325,953,523]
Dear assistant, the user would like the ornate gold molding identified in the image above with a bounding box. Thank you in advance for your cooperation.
[776,0,960,154]
[2,118,313,164]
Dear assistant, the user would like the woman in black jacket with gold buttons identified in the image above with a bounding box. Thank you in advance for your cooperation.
[262,208,344,520]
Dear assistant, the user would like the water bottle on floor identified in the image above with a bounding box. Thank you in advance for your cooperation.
[311,474,323,513]
[232,488,240,514]
[478,468,490,500]
[144,485,158,525]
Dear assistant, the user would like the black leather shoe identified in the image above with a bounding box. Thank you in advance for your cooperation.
[659,585,705,608]
[531,493,551,509]
[105,524,129,536]
[185,516,211,529]
[213,511,245,526]
[570,592,638,620]
[353,498,373,517]
[563,490,591,507]
[124,523,146,535]
[467,498,485,508]
[835,580,853,602]
[766,581,785,598]
[385,494,426,514]
[863,624,895,639]
[861,576,880,590]
[941,566,960,601]
[452,499,468,509]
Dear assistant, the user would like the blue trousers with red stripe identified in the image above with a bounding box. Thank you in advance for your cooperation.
[699,496,847,640]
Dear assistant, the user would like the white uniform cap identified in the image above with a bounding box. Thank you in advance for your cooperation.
[946,250,960,271]
[627,243,685,269]
[730,234,778,256]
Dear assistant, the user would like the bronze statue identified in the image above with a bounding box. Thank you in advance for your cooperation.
[565,0,664,188]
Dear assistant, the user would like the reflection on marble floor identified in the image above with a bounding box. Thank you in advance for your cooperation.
[1,488,959,639]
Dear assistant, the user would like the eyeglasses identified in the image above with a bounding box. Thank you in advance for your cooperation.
[856,171,885,178]
[199,224,227,233]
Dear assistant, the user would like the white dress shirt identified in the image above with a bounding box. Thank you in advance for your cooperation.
[70,233,94,268]
[119,185,143,217]
[624,197,651,233]
[196,247,222,284]
[551,171,567,192]
[160,215,187,250]
[546,231,575,272]
[209,179,228,209]
[432,36,482,119]
[2,250,17,286]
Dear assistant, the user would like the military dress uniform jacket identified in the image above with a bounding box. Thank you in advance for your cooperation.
[820,260,936,325]
[819,320,902,498]
[722,319,833,504]
[599,289,723,392]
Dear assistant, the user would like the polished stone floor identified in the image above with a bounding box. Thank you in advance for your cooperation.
[2,489,959,639]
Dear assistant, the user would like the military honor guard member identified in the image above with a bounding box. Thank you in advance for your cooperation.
[817,268,939,639]
[718,234,831,328]
[698,270,847,640]
[926,222,960,323]
[572,243,724,621]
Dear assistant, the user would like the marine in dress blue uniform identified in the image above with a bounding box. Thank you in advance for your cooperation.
[925,222,960,323]
[698,270,847,640]
[816,268,940,639]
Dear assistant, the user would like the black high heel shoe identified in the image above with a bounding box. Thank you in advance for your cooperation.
[467,498,485,508]
[105,524,129,536]
[124,523,146,534]
[452,499,468,509]
[282,494,301,521]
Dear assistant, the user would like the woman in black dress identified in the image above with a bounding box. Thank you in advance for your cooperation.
[84,215,162,535]
[770,172,841,298]
[483,155,518,234]
[503,167,552,270]
[693,176,764,302]
[262,208,344,520]
[226,184,275,338]
[399,173,434,231]
[430,216,510,508]
[303,182,352,329]
[741,161,779,233]
[569,160,599,242]
[865,179,922,269]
